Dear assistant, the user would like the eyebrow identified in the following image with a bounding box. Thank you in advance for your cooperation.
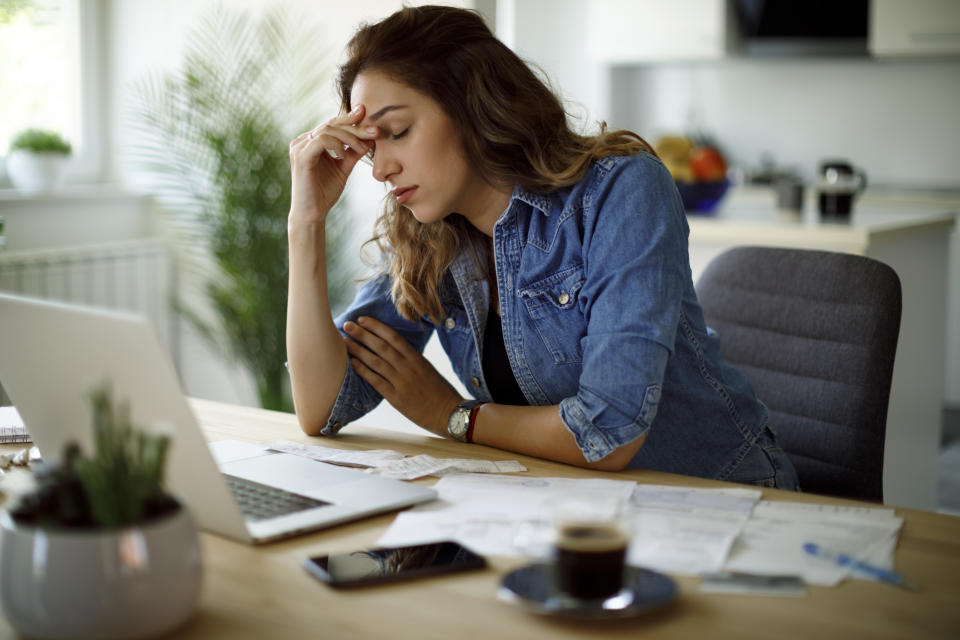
[369,105,408,122]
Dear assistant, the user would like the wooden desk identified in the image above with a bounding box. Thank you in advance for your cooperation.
[3,398,960,639]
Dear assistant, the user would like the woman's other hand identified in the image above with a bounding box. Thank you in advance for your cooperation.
[288,105,378,226]
[343,316,463,436]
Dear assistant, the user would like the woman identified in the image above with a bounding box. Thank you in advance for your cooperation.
[286,5,799,489]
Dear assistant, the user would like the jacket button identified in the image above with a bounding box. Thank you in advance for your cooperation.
[445,317,456,330]
[471,377,481,387]
[557,292,570,305]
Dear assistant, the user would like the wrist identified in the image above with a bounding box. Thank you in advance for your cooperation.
[445,399,482,442]
[287,217,327,242]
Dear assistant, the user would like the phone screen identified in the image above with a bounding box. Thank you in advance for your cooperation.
[303,541,486,588]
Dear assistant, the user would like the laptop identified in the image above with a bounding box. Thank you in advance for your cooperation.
[0,293,436,544]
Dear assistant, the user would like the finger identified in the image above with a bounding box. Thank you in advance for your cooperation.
[340,104,365,126]
[350,356,395,396]
[344,321,397,362]
[356,316,416,357]
[344,331,400,378]
[309,129,373,160]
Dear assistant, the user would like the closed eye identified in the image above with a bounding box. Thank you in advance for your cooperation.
[392,127,410,140]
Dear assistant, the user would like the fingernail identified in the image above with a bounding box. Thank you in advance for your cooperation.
[344,321,355,331]
[365,127,378,135]
[350,105,362,114]
[357,316,367,325]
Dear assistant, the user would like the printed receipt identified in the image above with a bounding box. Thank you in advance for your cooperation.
[263,440,526,479]
[370,454,526,480]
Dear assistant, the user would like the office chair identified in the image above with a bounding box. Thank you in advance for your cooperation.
[695,247,902,501]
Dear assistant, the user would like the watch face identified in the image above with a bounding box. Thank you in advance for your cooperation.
[448,407,469,440]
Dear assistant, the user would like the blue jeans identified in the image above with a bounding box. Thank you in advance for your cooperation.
[721,427,800,491]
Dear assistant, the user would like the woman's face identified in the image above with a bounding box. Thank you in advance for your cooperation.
[350,71,489,225]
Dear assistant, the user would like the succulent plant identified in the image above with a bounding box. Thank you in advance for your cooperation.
[10,382,178,529]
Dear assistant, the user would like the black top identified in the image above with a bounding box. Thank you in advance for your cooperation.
[482,311,528,406]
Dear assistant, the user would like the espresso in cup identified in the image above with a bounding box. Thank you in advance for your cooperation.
[554,522,628,600]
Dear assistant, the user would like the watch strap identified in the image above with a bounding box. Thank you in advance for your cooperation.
[466,403,483,444]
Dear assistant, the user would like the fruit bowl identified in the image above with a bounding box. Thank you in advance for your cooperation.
[675,180,729,214]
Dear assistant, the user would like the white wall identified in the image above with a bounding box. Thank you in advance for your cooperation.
[610,59,960,190]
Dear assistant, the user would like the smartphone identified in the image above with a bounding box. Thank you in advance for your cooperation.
[303,541,486,588]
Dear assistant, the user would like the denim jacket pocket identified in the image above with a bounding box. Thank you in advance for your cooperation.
[518,265,586,364]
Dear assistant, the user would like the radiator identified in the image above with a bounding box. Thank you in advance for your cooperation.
[0,239,180,403]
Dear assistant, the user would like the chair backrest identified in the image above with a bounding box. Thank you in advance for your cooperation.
[695,247,902,501]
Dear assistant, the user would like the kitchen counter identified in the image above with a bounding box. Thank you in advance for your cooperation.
[687,186,958,512]
[688,185,957,252]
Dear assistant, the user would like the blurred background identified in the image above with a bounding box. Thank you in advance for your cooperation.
[0,0,958,511]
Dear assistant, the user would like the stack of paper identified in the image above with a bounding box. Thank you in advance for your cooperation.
[378,474,635,558]
[722,500,902,586]
[627,484,762,574]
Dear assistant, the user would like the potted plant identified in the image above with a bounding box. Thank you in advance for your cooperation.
[0,383,202,639]
[129,7,354,412]
[5,128,72,193]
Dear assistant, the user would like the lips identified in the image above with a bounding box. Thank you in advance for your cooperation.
[392,186,417,205]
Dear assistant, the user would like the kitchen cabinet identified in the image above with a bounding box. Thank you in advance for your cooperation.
[587,0,738,62]
[688,191,956,511]
[870,0,960,56]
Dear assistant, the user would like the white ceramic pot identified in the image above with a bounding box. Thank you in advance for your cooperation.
[0,506,203,639]
[5,150,69,193]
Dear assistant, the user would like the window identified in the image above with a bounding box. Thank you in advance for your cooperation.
[0,0,102,184]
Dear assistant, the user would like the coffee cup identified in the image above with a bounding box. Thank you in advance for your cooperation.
[817,160,867,219]
[554,520,629,600]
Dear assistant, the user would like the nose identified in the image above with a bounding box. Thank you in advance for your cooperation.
[371,146,400,184]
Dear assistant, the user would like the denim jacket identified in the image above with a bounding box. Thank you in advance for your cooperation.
[323,152,799,487]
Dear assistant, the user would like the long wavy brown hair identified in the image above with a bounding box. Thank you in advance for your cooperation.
[338,5,654,322]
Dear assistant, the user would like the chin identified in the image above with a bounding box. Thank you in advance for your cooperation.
[407,205,446,225]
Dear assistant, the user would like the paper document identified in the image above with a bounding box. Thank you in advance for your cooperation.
[210,440,270,465]
[369,454,526,480]
[265,440,525,479]
[264,440,406,468]
[723,499,903,586]
[378,474,636,557]
[627,485,762,575]
[0,406,31,444]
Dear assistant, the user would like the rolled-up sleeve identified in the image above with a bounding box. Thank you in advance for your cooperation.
[320,273,435,435]
[558,154,690,462]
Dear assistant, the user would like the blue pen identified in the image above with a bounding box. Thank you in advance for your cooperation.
[803,542,920,591]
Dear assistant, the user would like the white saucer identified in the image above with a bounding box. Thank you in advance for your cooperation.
[498,563,677,619]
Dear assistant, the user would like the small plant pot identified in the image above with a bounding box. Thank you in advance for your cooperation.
[5,150,70,193]
[0,505,203,639]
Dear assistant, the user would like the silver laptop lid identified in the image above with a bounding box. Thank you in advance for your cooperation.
[0,293,251,541]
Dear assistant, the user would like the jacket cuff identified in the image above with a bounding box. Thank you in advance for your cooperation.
[558,393,650,463]
[321,362,381,436]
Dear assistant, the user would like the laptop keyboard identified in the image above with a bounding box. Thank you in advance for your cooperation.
[224,474,331,522]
